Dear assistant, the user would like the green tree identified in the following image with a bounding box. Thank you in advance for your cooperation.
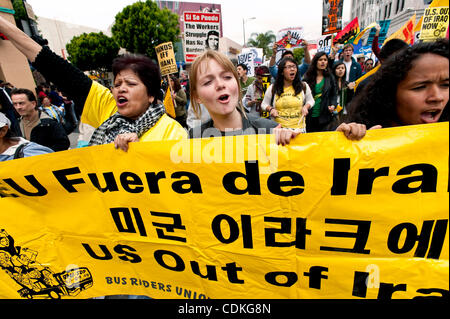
[111,0,180,60]
[66,32,120,84]
[12,0,27,20]
[292,47,305,65]
[246,31,276,60]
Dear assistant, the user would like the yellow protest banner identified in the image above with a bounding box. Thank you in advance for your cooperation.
[155,42,179,76]
[420,0,449,41]
[0,123,448,299]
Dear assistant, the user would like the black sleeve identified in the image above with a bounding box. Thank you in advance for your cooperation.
[32,46,92,116]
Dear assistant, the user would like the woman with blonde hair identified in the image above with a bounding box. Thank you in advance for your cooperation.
[188,50,301,145]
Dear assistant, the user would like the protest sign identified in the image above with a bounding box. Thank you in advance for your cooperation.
[183,11,221,63]
[317,34,333,54]
[237,48,263,77]
[0,123,448,299]
[155,42,178,76]
[419,0,449,42]
[322,0,344,35]
[367,20,391,46]
[333,17,359,44]
[274,27,304,63]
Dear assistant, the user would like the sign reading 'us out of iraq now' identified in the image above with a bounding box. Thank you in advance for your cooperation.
[0,123,448,299]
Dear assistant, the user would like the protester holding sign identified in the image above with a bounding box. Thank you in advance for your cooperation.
[0,16,187,153]
[261,57,314,131]
[348,39,449,128]
[269,40,312,80]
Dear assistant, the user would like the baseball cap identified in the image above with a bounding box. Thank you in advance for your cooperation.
[0,112,11,128]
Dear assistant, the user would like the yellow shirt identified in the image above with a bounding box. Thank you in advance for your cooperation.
[274,86,305,130]
[81,81,187,142]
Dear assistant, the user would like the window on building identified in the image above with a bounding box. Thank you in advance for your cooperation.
[401,0,406,11]
[384,5,388,19]
[388,2,392,18]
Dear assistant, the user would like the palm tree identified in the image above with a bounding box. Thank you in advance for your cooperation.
[246,31,276,60]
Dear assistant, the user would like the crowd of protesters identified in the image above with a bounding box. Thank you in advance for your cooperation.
[0,14,448,163]
[0,12,448,301]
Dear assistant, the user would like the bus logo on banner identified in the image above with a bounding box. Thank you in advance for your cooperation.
[155,42,178,76]
[183,11,221,63]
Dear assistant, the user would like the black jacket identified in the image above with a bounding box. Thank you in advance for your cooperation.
[19,112,70,152]
[310,75,338,126]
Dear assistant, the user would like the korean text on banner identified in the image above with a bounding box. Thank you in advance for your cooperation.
[183,11,221,63]
[0,123,448,299]
[155,42,178,76]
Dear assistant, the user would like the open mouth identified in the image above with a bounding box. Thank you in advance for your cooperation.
[420,109,442,123]
[218,94,230,103]
[117,96,128,106]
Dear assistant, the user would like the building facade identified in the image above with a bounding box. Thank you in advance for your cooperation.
[0,0,36,93]
[351,0,433,36]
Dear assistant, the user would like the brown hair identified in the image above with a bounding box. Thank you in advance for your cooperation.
[189,50,246,119]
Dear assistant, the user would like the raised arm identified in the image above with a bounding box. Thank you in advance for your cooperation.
[0,15,41,62]
[0,16,93,115]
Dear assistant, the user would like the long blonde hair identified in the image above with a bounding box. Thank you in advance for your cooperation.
[189,50,246,120]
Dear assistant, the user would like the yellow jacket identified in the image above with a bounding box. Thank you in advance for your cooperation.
[80,81,187,142]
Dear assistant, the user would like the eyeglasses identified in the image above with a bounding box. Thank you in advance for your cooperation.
[284,65,297,70]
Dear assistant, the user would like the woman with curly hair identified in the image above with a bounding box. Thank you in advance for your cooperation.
[348,39,449,128]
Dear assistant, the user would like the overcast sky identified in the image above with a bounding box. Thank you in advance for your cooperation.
[25,0,352,44]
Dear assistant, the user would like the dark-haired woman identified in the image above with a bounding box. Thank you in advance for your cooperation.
[348,39,449,128]
[303,51,338,132]
[0,16,187,152]
[261,57,314,132]
[332,61,354,124]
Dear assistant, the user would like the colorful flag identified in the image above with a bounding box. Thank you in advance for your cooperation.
[384,14,416,45]
[352,22,378,44]
[333,17,360,45]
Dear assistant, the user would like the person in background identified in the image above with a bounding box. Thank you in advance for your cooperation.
[331,43,362,87]
[0,112,53,161]
[170,75,187,128]
[362,58,374,75]
[332,61,354,124]
[40,96,65,124]
[261,57,314,132]
[269,39,312,80]
[354,38,408,95]
[179,70,190,110]
[10,88,70,152]
[348,39,448,128]
[303,51,338,132]
[243,65,269,117]
[0,85,20,136]
[236,63,254,97]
